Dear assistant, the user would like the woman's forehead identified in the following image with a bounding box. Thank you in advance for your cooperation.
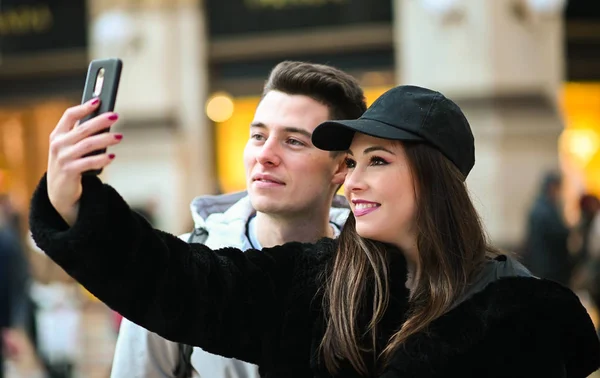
[348,133,401,153]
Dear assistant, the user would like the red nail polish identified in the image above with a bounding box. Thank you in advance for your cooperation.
[114,134,123,140]
[108,153,116,159]
[108,114,119,121]
[91,98,100,105]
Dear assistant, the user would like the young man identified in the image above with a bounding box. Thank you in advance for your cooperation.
[110,61,367,378]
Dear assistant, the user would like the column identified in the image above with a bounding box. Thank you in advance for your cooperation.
[395,0,566,247]
[88,0,214,235]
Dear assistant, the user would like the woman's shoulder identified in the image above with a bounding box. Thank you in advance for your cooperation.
[387,277,600,377]
[473,275,586,314]
[457,254,581,316]
[437,275,592,335]
[456,275,594,338]
[466,277,599,375]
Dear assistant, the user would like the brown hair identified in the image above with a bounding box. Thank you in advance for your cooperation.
[320,142,497,376]
[263,61,367,121]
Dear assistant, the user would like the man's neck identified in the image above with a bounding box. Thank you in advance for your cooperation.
[254,209,334,248]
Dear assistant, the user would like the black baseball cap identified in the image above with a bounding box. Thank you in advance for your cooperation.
[312,85,475,179]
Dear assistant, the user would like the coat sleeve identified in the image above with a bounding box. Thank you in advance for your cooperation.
[28,174,305,365]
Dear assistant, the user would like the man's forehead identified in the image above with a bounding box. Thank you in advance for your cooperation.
[250,121,314,137]
[256,91,329,117]
[250,92,330,135]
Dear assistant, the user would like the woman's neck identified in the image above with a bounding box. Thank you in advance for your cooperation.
[405,261,417,291]
[395,239,419,291]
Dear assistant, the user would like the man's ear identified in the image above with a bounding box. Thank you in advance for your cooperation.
[331,157,347,186]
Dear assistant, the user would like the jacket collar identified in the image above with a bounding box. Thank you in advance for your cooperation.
[189,191,350,232]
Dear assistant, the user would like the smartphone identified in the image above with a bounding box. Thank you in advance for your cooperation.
[80,58,123,175]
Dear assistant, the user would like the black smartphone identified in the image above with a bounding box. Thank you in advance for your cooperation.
[80,58,123,176]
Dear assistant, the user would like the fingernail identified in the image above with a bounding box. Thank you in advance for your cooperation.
[114,134,123,140]
[108,154,116,159]
[91,98,100,105]
[108,114,119,121]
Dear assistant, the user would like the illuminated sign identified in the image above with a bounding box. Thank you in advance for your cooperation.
[206,0,391,37]
[0,1,87,56]
[0,4,53,36]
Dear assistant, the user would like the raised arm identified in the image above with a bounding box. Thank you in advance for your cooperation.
[29,173,305,365]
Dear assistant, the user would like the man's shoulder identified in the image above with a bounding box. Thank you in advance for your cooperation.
[112,317,181,378]
[189,191,249,222]
[184,191,254,246]
[191,347,259,378]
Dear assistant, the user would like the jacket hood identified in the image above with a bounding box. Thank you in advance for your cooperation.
[189,191,350,231]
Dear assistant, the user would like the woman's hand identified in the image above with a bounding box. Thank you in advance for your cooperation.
[47,98,122,226]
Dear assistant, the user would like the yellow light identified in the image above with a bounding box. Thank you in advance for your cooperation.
[215,97,259,193]
[364,86,391,106]
[206,92,235,123]
[560,128,600,167]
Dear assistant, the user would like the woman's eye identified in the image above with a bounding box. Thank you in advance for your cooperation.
[370,156,389,166]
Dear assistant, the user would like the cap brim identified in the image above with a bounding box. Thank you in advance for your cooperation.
[312,117,424,151]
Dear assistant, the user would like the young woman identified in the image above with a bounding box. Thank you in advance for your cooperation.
[29,85,600,378]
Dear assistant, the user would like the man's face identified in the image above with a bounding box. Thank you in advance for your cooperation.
[243,90,345,216]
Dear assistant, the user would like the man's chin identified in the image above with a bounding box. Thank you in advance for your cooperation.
[249,196,283,214]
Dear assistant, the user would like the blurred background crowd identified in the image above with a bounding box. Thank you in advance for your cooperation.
[1,0,600,376]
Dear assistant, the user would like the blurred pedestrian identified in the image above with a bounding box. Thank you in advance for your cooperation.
[0,208,31,378]
[523,172,572,285]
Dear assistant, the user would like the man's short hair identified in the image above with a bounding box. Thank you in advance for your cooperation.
[263,61,366,159]
[263,61,367,121]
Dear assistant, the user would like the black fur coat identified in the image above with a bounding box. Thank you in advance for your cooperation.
[29,175,600,378]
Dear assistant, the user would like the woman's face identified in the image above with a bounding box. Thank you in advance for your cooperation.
[343,133,417,249]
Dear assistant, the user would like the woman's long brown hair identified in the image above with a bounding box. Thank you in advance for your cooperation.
[320,142,497,376]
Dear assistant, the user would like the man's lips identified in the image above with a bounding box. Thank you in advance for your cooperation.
[252,174,285,185]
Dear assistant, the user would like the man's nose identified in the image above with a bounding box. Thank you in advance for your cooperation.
[256,138,282,167]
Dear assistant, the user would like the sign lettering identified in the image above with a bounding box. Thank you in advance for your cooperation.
[244,0,346,10]
[206,0,392,37]
[0,5,53,36]
[0,1,87,57]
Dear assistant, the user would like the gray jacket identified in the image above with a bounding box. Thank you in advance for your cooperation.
[110,191,350,378]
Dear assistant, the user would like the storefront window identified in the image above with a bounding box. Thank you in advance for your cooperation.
[0,99,74,233]
[560,83,600,222]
